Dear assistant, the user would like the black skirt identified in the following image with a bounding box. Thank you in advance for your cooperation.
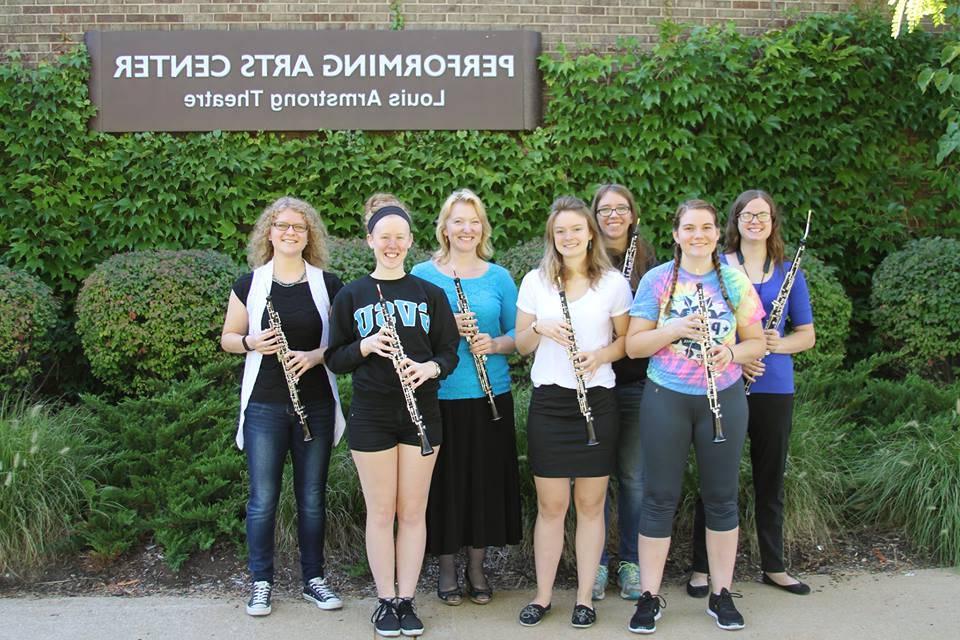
[425,392,523,555]
[526,384,619,478]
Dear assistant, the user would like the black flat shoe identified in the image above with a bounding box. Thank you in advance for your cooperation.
[686,580,709,598]
[518,603,551,627]
[571,603,597,628]
[762,573,811,595]
[437,583,463,606]
[466,572,493,605]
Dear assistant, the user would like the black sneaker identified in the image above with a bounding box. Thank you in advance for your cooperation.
[246,580,272,616]
[303,576,343,610]
[396,597,424,637]
[571,603,597,628]
[707,588,745,630]
[371,598,401,638]
[628,591,665,634]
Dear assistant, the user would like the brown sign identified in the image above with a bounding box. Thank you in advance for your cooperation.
[86,30,541,132]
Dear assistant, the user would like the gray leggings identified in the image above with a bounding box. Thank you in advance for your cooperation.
[638,380,748,538]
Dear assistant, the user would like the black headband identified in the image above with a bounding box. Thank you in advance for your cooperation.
[367,205,412,233]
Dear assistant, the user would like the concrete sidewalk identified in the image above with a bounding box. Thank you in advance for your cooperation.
[2,568,957,640]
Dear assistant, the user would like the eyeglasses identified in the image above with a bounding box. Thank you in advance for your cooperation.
[738,212,772,223]
[272,221,308,233]
[596,205,631,218]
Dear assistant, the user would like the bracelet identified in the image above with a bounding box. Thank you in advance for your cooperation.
[241,335,253,352]
[725,345,735,362]
[531,320,540,335]
[431,361,442,379]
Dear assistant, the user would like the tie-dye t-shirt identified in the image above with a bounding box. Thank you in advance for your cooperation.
[629,261,764,395]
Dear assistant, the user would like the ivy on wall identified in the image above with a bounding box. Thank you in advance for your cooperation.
[0,11,957,300]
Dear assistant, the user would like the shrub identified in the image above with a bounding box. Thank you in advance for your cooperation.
[871,237,960,380]
[79,364,370,571]
[794,254,852,370]
[0,266,60,395]
[79,361,245,569]
[850,410,960,567]
[75,250,242,395]
[496,238,543,284]
[0,394,104,576]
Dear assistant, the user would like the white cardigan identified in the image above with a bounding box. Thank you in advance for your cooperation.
[235,260,346,449]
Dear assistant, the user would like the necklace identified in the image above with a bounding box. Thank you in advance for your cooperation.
[272,271,306,287]
[736,249,771,298]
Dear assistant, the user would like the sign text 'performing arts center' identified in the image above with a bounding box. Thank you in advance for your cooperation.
[86,30,541,132]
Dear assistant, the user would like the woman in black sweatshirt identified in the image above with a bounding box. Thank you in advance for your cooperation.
[326,193,459,638]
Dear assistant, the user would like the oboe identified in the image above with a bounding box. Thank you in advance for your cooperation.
[621,229,639,280]
[452,273,501,421]
[556,276,599,447]
[265,295,313,442]
[376,284,434,456]
[695,283,725,444]
[744,210,813,395]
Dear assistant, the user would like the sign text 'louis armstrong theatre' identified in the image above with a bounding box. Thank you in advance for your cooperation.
[86,30,541,132]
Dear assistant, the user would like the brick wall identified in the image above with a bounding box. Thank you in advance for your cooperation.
[2,0,862,64]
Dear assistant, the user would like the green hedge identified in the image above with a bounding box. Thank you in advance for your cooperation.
[871,237,960,379]
[0,266,60,395]
[1,11,958,302]
[75,250,241,394]
[794,254,852,370]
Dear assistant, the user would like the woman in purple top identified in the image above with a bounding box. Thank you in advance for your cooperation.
[687,190,816,598]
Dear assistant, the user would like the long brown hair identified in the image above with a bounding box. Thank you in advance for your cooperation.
[590,183,655,290]
[247,196,330,269]
[539,195,613,289]
[661,199,734,322]
[723,189,785,266]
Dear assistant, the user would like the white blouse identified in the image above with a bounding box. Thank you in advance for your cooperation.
[517,269,632,390]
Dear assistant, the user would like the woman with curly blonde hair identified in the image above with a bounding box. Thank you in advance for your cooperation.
[221,196,345,618]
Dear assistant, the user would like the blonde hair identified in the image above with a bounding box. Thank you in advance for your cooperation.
[539,195,613,288]
[247,196,330,269]
[433,188,494,262]
[363,192,409,229]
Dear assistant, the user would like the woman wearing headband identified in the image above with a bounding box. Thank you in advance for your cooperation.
[326,194,460,638]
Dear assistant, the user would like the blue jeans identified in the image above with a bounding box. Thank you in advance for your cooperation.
[602,381,646,565]
[243,400,335,584]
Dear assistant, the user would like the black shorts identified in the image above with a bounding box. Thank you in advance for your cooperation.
[347,394,443,453]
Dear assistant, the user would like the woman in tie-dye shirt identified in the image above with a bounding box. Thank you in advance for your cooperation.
[623,200,765,634]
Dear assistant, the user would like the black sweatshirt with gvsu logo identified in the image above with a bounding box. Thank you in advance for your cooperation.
[326,274,460,406]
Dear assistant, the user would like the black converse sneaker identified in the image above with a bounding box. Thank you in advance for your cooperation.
[707,588,745,630]
[396,597,425,637]
[303,576,343,610]
[628,591,665,634]
[371,598,401,638]
[246,580,272,616]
